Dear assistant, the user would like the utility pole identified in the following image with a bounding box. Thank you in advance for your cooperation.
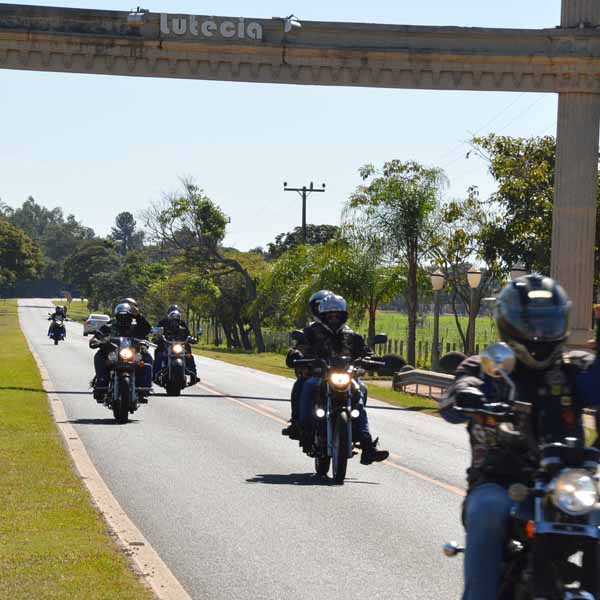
[283,181,326,243]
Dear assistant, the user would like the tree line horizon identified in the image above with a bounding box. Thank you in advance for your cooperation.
[1,133,599,365]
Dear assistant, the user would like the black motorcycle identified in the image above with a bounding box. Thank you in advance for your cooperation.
[292,334,386,484]
[152,330,199,397]
[93,336,150,424]
[48,313,66,345]
[444,343,600,600]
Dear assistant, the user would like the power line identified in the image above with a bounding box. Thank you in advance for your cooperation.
[434,92,527,167]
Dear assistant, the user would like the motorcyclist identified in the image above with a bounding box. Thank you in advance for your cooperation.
[282,289,333,440]
[89,301,154,403]
[47,305,67,336]
[440,274,600,600]
[287,294,390,465]
[153,306,199,385]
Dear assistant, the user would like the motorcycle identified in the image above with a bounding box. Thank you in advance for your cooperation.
[48,314,66,345]
[444,343,600,600]
[93,336,151,424]
[291,332,387,484]
[152,328,199,397]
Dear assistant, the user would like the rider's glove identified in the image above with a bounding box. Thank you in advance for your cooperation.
[286,350,304,368]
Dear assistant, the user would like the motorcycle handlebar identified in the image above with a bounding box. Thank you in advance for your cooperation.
[292,356,385,369]
[453,402,514,420]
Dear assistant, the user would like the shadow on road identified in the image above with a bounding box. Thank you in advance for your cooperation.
[368,404,438,414]
[155,392,289,402]
[68,418,140,425]
[246,473,379,486]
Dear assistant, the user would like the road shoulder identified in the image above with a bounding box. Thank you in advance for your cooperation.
[17,299,191,600]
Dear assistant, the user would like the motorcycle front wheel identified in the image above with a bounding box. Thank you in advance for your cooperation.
[166,383,182,397]
[113,375,130,424]
[332,414,349,485]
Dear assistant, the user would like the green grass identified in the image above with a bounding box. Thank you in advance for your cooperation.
[351,310,499,354]
[0,300,153,600]
[197,346,440,415]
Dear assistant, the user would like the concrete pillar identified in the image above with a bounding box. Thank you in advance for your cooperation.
[561,0,600,27]
[551,93,600,343]
[552,2,600,344]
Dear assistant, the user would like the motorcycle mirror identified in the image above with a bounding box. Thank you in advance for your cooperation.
[373,333,388,345]
[481,343,516,378]
[290,330,306,344]
[151,326,164,336]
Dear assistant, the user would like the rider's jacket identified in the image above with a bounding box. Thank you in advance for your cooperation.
[286,321,373,367]
[440,350,600,490]
[156,318,191,344]
[93,314,152,351]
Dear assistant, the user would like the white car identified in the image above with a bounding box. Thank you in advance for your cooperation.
[83,313,110,336]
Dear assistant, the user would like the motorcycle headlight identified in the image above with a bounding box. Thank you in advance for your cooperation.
[329,372,351,390]
[119,347,135,361]
[172,343,184,354]
[551,469,598,516]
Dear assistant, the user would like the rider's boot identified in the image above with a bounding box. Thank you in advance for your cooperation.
[281,420,300,440]
[138,387,152,404]
[360,437,389,465]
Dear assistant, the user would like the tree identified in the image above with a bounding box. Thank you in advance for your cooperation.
[266,224,340,259]
[144,180,268,352]
[469,134,554,273]
[8,197,63,241]
[90,250,168,312]
[471,133,600,298]
[430,188,499,354]
[349,161,446,365]
[63,239,121,298]
[110,212,145,256]
[310,237,405,346]
[7,197,96,280]
[0,219,43,288]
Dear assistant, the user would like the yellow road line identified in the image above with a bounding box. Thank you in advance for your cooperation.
[196,381,465,497]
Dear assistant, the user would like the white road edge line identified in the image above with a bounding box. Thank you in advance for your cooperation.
[18,302,192,600]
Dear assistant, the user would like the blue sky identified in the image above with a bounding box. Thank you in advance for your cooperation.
[1,1,561,249]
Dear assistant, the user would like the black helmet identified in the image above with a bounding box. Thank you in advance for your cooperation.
[167,304,181,314]
[168,309,182,324]
[318,294,348,334]
[309,290,333,320]
[114,302,133,328]
[495,274,571,370]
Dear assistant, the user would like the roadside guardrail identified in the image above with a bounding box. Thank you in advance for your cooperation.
[393,369,598,423]
[392,369,454,399]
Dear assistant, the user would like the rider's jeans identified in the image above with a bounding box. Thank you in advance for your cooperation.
[290,377,305,421]
[153,347,197,377]
[463,483,512,600]
[299,377,372,446]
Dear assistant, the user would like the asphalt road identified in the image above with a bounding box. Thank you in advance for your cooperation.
[20,299,469,600]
